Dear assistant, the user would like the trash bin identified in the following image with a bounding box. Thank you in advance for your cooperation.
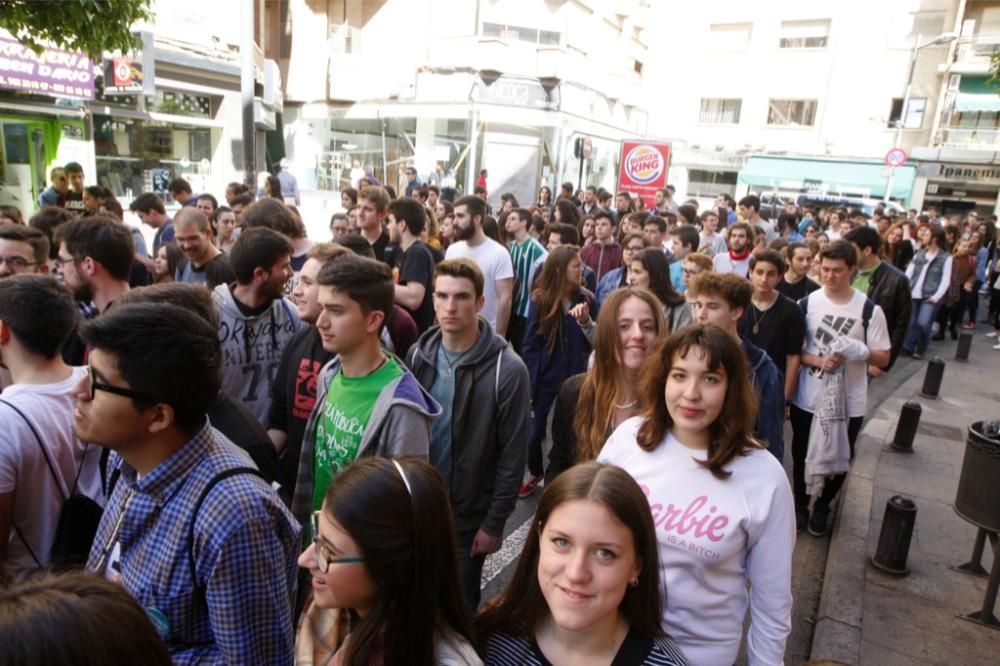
[954,421,1000,532]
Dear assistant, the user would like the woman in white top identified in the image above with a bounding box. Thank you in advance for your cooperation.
[598,324,795,665]
[903,225,953,359]
[297,457,482,665]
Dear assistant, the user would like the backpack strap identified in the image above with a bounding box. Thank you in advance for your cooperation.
[0,398,66,567]
[495,350,503,410]
[861,297,875,345]
[187,467,266,589]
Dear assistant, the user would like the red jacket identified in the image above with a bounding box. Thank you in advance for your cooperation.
[580,242,622,283]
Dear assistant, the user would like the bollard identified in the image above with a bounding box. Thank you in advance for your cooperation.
[870,496,917,575]
[890,401,921,452]
[955,331,973,362]
[919,357,945,398]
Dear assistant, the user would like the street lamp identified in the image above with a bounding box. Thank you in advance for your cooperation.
[884,31,958,202]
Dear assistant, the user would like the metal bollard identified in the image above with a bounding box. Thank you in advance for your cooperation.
[870,496,917,575]
[955,331,973,362]
[891,401,921,452]
[919,357,945,398]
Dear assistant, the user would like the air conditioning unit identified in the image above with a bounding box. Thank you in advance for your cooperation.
[330,24,360,55]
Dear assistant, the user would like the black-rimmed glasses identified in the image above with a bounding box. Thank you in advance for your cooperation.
[87,365,157,403]
[0,256,38,270]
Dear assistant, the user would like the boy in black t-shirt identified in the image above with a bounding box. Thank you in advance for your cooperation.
[388,197,436,333]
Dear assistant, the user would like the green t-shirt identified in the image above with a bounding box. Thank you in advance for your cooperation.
[311,356,404,510]
[852,260,880,295]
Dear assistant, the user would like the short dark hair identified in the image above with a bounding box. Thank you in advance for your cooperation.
[115,282,218,328]
[749,249,786,274]
[549,222,580,246]
[167,178,192,196]
[500,192,519,206]
[0,571,173,666]
[230,193,253,209]
[57,216,134,281]
[435,258,484,299]
[29,206,74,258]
[316,254,393,321]
[843,225,881,254]
[129,193,165,215]
[64,162,83,175]
[819,239,858,268]
[454,195,486,226]
[738,194,760,213]
[241,198,306,238]
[81,303,222,433]
[0,225,50,265]
[337,234,376,259]
[0,274,77,359]
[387,197,427,236]
[643,216,667,233]
[672,224,700,252]
[100,197,124,221]
[593,208,617,226]
[228,227,294,284]
[427,184,440,195]
[196,193,218,211]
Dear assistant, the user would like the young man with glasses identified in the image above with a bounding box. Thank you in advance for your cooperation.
[0,226,49,279]
[77,302,300,665]
[0,275,101,577]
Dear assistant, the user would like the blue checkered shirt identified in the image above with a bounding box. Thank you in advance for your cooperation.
[87,421,300,665]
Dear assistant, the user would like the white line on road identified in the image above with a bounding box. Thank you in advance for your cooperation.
[482,517,532,586]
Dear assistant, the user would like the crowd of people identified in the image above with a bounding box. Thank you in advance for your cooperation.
[0,163,996,665]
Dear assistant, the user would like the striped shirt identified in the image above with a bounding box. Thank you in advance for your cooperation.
[484,629,689,665]
[509,236,547,318]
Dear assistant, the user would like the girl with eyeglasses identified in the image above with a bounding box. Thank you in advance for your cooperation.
[297,457,481,665]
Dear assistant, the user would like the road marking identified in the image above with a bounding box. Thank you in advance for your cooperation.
[482,517,532,586]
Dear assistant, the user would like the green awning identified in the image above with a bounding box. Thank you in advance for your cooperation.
[738,156,916,199]
[959,76,997,94]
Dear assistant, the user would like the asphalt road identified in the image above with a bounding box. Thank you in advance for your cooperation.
[478,355,924,664]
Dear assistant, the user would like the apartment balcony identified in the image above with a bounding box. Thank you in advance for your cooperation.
[938,126,1000,150]
[948,34,1000,75]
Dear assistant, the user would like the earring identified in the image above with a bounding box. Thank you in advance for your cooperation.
[629,577,639,587]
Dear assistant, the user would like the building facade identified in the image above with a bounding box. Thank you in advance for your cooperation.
[265,0,651,209]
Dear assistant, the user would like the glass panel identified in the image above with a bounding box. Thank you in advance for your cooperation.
[3,124,29,164]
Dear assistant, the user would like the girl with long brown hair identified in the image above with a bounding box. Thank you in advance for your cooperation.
[546,287,667,482]
[476,463,688,665]
[881,221,914,270]
[598,324,794,665]
[519,245,593,496]
[297,457,480,665]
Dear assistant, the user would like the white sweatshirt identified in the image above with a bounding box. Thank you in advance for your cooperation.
[598,418,795,666]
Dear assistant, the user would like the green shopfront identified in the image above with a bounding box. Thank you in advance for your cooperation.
[738,156,917,206]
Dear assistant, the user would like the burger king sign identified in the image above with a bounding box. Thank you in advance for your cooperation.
[617,139,671,209]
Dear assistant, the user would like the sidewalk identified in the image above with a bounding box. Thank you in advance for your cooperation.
[810,333,1000,665]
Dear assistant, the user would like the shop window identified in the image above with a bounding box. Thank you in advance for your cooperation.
[767,99,817,127]
[482,22,560,46]
[779,19,830,49]
[888,97,926,129]
[147,91,212,118]
[688,169,738,198]
[700,98,742,125]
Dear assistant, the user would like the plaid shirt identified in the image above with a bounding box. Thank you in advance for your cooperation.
[87,422,300,665]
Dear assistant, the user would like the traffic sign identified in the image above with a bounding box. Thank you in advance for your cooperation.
[885,148,908,168]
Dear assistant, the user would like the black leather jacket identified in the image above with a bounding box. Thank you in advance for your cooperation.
[867,261,913,369]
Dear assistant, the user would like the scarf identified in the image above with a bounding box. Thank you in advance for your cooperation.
[729,247,751,261]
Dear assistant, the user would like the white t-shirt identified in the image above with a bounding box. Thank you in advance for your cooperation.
[445,238,514,329]
[598,421,795,666]
[712,252,750,278]
[0,367,103,574]
[792,289,891,418]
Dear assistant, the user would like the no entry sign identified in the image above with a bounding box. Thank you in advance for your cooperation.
[617,139,671,209]
[885,148,908,168]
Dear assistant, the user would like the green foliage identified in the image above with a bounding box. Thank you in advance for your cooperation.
[991,51,1000,91]
[0,0,153,58]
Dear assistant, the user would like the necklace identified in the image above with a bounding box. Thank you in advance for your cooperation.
[750,300,775,335]
[614,399,638,409]
[441,346,470,377]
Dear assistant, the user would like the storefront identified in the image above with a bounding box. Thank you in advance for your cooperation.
[737,155,917,206]
[0,32,94,218]
[912,161,1000,218]
[284,70,648,208]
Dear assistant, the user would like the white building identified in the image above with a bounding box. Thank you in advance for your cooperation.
[643,0,978,212]
[266,0,651,209]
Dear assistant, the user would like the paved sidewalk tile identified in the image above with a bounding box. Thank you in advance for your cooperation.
[811,336,1000,665]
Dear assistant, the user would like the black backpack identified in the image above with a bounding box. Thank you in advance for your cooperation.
[2,399,103,568]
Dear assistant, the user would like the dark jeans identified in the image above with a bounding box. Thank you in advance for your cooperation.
[508,314,526,357]
[992,287,1000,329]
[789,404,864,513]
[527,382,560,476]
[456,528,485,616]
